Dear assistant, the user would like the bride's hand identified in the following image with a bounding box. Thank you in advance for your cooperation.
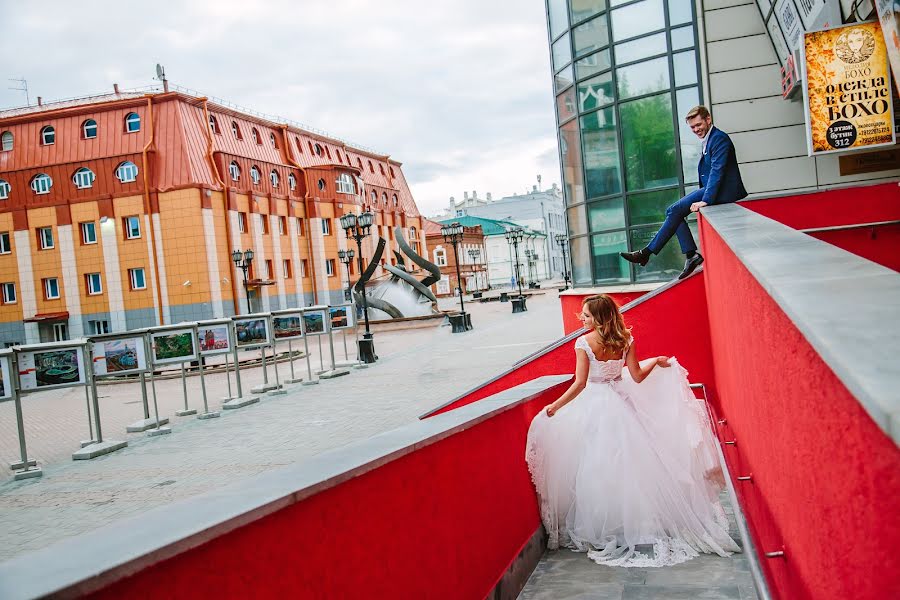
[656,356,671,368]
[546,404,558,417]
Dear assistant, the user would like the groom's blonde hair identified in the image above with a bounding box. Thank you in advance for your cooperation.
[583,294,632,355]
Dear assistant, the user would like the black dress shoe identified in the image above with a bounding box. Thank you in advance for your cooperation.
[678,253,704,279]
[620,249,649,266]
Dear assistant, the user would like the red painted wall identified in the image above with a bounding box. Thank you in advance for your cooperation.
[701,219,900,600]
[560,290,650,334]
[431,275,717,417]
[808,224,900,272]
[85,383,567,600]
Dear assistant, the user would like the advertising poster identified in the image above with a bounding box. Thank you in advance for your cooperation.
[0,353,13,400]
[234,317,271,348]
[804,22,896,154]
[272,312,304,341]
[328,305,355,330]
[151,328,198,365]
[198,323,231,356]
[875,0,900,96]
[92,336,148,377]
[302,310,327,336]
[18,346,88,391]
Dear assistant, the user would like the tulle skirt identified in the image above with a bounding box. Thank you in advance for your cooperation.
[525,359,740,567]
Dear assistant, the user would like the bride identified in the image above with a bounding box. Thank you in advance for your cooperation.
[525,294,739,567]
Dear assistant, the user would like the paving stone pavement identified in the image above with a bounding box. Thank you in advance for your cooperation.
[0,291,564,561]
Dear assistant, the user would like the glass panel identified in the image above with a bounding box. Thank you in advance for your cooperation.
[591,230,630,282]
[673,50,698,86]
[548,0,570,39]
[615,32,667,64]
[557,86,578,122]
[675,87,701,184]
[620,93,679,191]
[581,108,622,198]
[611,0,664,42]
[670,25,694,50]
[626,187,681,226]
[555,65,575,92]
[567,205,588,236]
[629,222,698,281]
[570,236,593,285]
[552,33,572,71]
[756,0,772,18]
[570,0,607,24]
[588,197,626,231]
[573,14,609,58]
[577,72,614,112]
[616,56,670,99]
[575,49,611,80]
[668,0,693,26]
[560,120,585,205]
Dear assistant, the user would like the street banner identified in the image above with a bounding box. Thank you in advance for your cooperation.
[875,0,900,96]
[803,21,896,154]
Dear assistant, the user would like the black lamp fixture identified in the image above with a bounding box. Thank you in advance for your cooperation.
[467,247,481,291]
[505,227,525,298]
[232,248,255,314]
[441,222,470,332]
[555,234,570,290]
[337,248,355,303]
[339,211,377,363]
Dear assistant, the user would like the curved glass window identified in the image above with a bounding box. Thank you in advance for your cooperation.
[1,131,12,151]
[125,113,141,133]
[73,167,96,189]
[620,93,678,191]
[577,72,614,113]
[676,87,701,184]
[591,231,629,282]
[548,0,570,39]
[670,25,695,50]
[588,197,625,231]
[557,87,577,123]
[668,0,694,26]
[615,32,667,65]
[115,161,139,183]
[627,187,681,226]
[611,0,664,41]
[82,119,98,139]
[560,120,585,206]
[573,14,609,58]
[673,50,698,86]
[616,56,670,99]
[31,173,53,194]
[581,108,621,198]
[575,49,611,80]
[552,33,572,71]
[571,0,607,24]
[41,126,55,145]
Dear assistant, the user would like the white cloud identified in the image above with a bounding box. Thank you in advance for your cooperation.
[0,0,561,217]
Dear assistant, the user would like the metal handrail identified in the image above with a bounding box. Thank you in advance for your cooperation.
[800,219,900,234]
[691,383,774,600]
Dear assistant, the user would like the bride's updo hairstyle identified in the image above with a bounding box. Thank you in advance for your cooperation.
[583,294,632,355]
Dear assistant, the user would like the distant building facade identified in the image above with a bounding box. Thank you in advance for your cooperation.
[422,220,487,296]
[432,184,565,281]
[0,86,427,345]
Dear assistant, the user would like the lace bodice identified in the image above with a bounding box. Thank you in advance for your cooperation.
[575,335,630,383]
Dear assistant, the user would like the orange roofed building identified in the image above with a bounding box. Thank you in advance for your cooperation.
[0,85,427,345]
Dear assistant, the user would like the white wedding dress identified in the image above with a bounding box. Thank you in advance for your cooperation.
[525,335,740,567]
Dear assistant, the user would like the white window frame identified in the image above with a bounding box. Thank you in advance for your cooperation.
[40,126,55,145]
[278,216,286,235]
[0,180,9,200]
[288,173,297,191]
[264,260,273,279]
[81,222,97,245]
[434,248,447,267]
[116,161,138,183]
[229,161,240,181]
[259,214,269,234]
[82,119,98,139]
[250,166,260,185]
[410,227,417,240]
[296,217,304,236]
[31,174,52,195]
[124,215,141,239]
[270,170,279,187]
[238,212,247,233]
[300,260,307,277]
[129,268,146,290]
[335,173,355,194]
[73,167,95,190]
[125,112,141,133]
[325,259,335,276]
[282,259,291,279]
[43,277,60,300]
[321,219,331,236]
[89,320,110,335]
[252,129,260,145]
[1,131,12,151]
[0,232,10,254]
[1,282,16,304]
[270,132,277,148]
[209,115,218,134]
[86,272,102,295]
[38,227,54,250]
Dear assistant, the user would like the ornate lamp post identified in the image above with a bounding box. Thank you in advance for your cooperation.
[231,248,255,314]
[555,234,570,289]
[467,247,481,291]
[339,211,377,363]
[441,222,471,332]
[337,248,355,303]
[505,227,525,298]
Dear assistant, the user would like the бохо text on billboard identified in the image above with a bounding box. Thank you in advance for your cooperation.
[803,21,896,155]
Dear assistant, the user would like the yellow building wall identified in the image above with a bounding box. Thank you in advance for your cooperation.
[113,195,155,312]
[157,189,213,311]
[210,191,236,310]
[69,202,107,316]
[0,213,22,324]
[29,207,68,316]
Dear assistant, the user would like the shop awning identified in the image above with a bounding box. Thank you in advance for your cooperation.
[24,311,70,323]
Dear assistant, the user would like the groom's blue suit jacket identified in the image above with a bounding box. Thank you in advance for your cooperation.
[698,127,747,205]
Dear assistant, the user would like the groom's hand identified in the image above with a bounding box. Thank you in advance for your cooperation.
[690,201,708,212]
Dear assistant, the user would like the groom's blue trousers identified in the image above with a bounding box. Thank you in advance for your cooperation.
[646,189,704,255]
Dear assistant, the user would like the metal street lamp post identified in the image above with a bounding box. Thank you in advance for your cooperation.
[337,248,355,303]
[555,234,570,289]
[505,227,525,298]
[231,248,255,314]
[441,222,471,332]
[339,211,377,363]
[467,247,481,291]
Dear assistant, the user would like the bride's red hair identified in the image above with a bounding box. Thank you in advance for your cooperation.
[583,294,632,354]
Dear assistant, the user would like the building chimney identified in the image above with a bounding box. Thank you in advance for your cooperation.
[533,185,538,192]
[113,83,120,95]
[486,192,492,201]
[449,196,455,204]
[472,190,477,199]
[464,191,469,200]
[37,96,42,106]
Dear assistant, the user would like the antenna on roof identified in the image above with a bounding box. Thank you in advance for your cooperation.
[8,77,29,106]
[155,64,168,92]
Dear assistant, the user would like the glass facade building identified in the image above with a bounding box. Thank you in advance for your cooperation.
[548,0,704,285]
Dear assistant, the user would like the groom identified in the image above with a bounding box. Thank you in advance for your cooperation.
[620,105,746,279]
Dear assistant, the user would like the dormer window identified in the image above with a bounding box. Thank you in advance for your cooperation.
[232,121,242,140]
[336,173,355,194]
[1,131,12,151]
[209,115,219,134]
[31,173,53,194]
[82,119,98,139]
[288,173,297,191]
[252,128,261,145]
[229,161,241,181]
[270,170,280,187]
[124,112,141,133]
[250,166,261,185]
[73,167,95,189]
[116,161,139,183]
[40,126,55,145]
[270,132,278,148]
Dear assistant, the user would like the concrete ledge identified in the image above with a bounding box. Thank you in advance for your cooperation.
[0,375,570,600]
[71,440,128,461]
[703,203,900,445]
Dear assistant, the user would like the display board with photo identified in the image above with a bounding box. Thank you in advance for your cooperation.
[272,312,304,341]
[234,316,271,348]
[328,305,355,330]
[302,309,328,336]
[0,352,13,401]
[198,322,232,356]
[150,328,198,365]
[92,336,149,377]
[18,346,88,391]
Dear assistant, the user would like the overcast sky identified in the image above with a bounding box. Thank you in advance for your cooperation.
[0,0,561,217]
